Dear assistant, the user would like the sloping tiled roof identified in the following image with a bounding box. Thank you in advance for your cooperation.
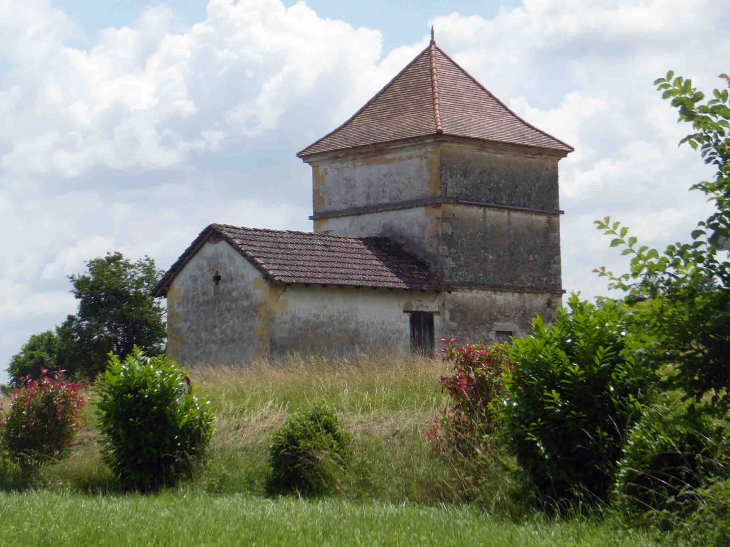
[153,224,448,296]
[298,38,572,157]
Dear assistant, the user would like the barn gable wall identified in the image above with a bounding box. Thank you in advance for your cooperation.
[166,238,271,366]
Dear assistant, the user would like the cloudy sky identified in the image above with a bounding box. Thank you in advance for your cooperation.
[2,0,728,382]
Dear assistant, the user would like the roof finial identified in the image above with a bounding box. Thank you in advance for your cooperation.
[430,25,435,45]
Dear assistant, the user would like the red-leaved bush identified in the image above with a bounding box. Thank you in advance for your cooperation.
[426,339,512,457]
[1,368,85,473]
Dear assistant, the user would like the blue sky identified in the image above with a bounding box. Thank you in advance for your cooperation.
[2,0,728,383]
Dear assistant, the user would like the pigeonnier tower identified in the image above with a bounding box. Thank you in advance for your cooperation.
[297,30,572,343]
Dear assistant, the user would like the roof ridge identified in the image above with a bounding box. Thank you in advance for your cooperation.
[433,46,574,152]
[213,223,399,242]
[429,32,443,134]
[296,43,432,158]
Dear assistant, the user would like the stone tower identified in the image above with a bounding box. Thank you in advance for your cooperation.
[297,33,572,343]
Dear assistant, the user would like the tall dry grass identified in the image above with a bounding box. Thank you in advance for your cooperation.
[193,351,451,414]
[1,353,521,508]
[1,354,458,499]
[190,353,457,500]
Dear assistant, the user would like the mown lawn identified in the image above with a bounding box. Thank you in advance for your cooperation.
[0,491,660,547]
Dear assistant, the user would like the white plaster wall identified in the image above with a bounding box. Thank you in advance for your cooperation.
[271,286,444,357]
[313,143,438,212]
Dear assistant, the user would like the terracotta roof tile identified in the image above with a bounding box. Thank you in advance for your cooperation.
[298,41,572,157]
[154,224,449,296]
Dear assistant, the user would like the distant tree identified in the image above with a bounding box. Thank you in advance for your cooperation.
[7,252,166,384]
[56,252,166,380]
[7,330,59,387]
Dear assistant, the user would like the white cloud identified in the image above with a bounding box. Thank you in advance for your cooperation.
[0,0,395,178]
[0,290,76,319]
[507,92,609,169]
[41,235,116,280]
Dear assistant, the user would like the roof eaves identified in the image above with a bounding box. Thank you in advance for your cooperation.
[153,224,285,298]
[298,132,568,164]
[155,224,451,295]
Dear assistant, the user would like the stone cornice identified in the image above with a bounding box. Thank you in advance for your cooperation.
[299,134,569,166]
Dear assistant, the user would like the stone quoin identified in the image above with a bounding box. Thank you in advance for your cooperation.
[153,31,573,365]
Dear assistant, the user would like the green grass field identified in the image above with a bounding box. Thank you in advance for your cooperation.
[0,354,665,546]
[0,491,660,547]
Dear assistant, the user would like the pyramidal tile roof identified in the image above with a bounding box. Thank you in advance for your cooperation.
[153,224,450,296]
[298,33,573,157]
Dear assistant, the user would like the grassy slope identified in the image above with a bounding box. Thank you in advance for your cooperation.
[0,354,663,546]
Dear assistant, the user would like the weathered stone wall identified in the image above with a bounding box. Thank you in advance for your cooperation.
[441,204,562,290]
[309,141,563,292]
[317,202,562,292]
[271,287,443,357]
[314,206,442,274]
[311,142,440,214]
[440,145,560,211]
[442,288,561,343]
[166,238,275,366]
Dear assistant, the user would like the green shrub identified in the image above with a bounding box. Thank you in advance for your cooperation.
[1,370,85,475]
[674,477,730,547]
[504,295,657,505]
[615,395,730,526]
[95,347,214,490]
[268,401,352,495]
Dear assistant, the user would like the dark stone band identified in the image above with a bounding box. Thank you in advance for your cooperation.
[310,197,564,220]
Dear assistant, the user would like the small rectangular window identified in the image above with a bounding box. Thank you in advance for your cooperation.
[495,330,513,344]
[409,312,435,356]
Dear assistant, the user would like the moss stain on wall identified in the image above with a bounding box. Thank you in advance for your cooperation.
[252,278,289,359]
[166,283,183,361]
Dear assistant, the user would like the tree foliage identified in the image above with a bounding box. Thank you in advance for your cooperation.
[7,330,59,387]
[594,71,730,412]
[8,252,166,384]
